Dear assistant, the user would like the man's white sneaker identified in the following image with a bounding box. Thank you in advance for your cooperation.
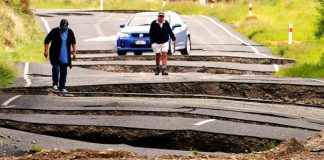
[60,89,68,93]
[53,85,58,91]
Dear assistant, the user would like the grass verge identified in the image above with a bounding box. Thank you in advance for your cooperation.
[0,0,44,89]
[29,0,324,78]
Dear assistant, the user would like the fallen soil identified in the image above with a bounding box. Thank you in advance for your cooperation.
[77,55,294,65]
[83,65,272,75]
[1,132,323,160]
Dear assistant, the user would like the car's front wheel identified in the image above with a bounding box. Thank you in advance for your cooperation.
[134,51,143,56]
[181,36,191,55]
[117,51,127,56]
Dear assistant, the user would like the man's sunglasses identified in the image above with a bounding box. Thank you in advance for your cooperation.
[158,15,164,18]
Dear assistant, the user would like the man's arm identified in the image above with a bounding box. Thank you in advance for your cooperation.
[149,21,155,44]
[72,44,77,60]
[44,44,49,58]
[166,22,176,43]
[44,29,53,58]
[71,30,77,60]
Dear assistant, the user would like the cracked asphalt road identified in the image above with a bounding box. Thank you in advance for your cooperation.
[0,9,323,157]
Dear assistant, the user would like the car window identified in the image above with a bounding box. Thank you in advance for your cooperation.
[128,15,170,26]
[172,14,183,26]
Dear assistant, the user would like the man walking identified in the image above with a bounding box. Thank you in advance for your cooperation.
[149,12,176,76]
[44,19,76,92]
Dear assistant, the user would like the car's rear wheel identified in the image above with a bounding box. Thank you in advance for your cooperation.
[168,41,175,55]
[134,51,143,56]
[181,36,191,55]
[117,51,127,56]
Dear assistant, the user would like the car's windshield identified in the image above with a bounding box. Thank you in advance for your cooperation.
[128,15,170,26]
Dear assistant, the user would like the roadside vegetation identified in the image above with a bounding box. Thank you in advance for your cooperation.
[0,0,44,88]
[30,0,324,78]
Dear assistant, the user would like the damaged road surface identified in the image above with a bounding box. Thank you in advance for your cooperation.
[1,96,324,157]
[0,9,324,159]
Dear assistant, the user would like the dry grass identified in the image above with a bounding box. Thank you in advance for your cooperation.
[0,0,44,88]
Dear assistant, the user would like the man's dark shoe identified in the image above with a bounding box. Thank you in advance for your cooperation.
[162,69,169,76]
[155,68,160,75]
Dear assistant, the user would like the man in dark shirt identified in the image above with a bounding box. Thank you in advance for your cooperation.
[44,19,76,93]
[149,12,176,75]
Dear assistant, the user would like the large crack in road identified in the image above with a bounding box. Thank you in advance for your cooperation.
[0,120,280,153]
[77,55,294,65]
[1,9,323,158]
[83,65,273,75]
[5,82,324,107]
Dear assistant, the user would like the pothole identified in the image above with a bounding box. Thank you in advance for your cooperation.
[0,120,281,153]
[81,65,272,75]
[77,56,294,65]
[5,82,324,107]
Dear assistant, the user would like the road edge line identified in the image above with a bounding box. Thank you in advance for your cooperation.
[273,64,280,72]
[40,17,51,33]
[200,15,280,72]
[200,15,271,58]
[23,62,32,87]
[313,79,324,84]
[1,95,21,107]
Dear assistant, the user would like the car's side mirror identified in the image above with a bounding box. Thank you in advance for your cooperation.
[120,24,126,28]
[173,24,182,29]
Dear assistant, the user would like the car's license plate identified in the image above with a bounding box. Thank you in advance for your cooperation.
[135,40,146,45]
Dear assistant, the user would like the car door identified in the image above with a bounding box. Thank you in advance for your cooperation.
[170,13,187,50]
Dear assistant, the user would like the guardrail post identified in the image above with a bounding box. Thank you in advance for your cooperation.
[249,3,253,16]
[163,0,167,7]
[100,0,104,10]
[288,24,293,45]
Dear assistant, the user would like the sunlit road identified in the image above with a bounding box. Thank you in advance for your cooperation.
[0,9,323,157]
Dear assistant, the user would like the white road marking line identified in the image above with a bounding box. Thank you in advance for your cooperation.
[273,64,280,72]
[194,119,215,126]
[30,17,49,88]
[200,15,281,71]
[23,62,32,87]
[200,15,271,58]
[185,15,223,43]
[40,17,51,33]
[95,15,114,36]
[1,95,21,107]
[313,79,324,84]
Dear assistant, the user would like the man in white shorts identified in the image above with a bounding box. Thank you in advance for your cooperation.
[149,12,176,75]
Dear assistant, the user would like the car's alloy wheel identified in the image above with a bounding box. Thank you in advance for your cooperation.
[181,37,191,55]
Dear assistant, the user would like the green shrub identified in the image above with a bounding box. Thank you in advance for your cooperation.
[315,0,324,38]
[29,145,45,153]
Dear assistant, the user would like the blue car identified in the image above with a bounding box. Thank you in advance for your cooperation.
[116,11,191,56]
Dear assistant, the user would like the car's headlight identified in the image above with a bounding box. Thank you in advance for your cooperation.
[118,32,130,38]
